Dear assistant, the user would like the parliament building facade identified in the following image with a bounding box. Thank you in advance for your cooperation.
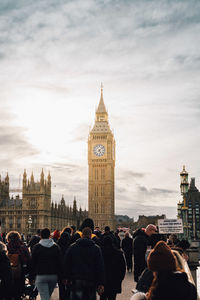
[0,170,86,234]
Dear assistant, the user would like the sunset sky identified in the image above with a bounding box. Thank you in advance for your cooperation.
[0,0,200,220]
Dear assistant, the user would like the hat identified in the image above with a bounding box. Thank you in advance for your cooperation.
[80,218,94,232]
[147,241,177,272]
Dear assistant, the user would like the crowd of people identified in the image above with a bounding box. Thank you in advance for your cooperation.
[0,218,197,300]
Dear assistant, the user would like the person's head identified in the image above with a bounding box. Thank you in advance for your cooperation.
[61,227,71,235]
[145,224,157,237]
[41,228,50,239]
[6,231,21,243]
[0,241,7,253]
[125,231,130,238]
[176,239,190,250]
[147,241,177,272]
[104,226,110,233]
[80,218,94,232]
[36,229,41,236]
[82,227,92,239]
[52,229,60,240]
[70,225,76,234]
[95,226,100,231]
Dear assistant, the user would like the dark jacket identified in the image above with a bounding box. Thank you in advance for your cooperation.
[122,235,133,254]
[64,237,105,286]
[136,268,153,293]
[150,271,197,300]
[29,239,63,280]
[58,232,71,257]
[133,229,149,282]
[28,235,40,253]
[101,245,126,294]
[0,251,12,300]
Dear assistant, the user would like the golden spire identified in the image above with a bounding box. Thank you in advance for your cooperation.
[96,83,107,114]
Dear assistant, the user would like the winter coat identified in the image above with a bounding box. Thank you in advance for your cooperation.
[28,235,40,252]
[58,232,71,257]
[7,239,30,299]
[0,251,12,300]
[122,236,133,254]
[136,268,153,293]
[64,237,105,286]
[29,238,63,280]
[148,271,197,300]
[101,245,126,294]
[133,229,149,282]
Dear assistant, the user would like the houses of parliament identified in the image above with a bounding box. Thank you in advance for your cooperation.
[0,86,115,233]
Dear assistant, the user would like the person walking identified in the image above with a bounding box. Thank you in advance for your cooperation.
[0,241,12,300]
[57,228,71,300]
[100,235,126,300]
[131,241,197,300]
[28,229,41,253]
[133,224,157,282]
[64,227,105,300]
[122,231,133,272]
[7,231,30,300]
[29,228,63,300]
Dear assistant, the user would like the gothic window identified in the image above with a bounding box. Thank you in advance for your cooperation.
[101,169,105,180]
[95,186,98,196]
[95,169,99,180]
[95,202,98,213]
[101,186,105,196]
[17,217,21,229]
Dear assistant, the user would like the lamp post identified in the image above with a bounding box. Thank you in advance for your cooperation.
[28,215,32,235]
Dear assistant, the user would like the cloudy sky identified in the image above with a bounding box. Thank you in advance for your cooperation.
[0,0,200,220]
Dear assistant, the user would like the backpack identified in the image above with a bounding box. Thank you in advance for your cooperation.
[8,253,22,279]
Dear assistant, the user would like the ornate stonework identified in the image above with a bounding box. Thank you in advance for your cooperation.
[88,86,115,230]
[0,171,86,234]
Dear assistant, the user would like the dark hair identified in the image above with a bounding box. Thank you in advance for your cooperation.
[61,227,71,235]
[6,231,21,242]
[71,225,76,231]
[82,227,92,238]
[41,228,50,239]
[80,218,94,232]
[36,229,41,235]
[104,226,110,232]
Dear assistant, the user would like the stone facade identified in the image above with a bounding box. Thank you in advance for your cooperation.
[0,171,86,234]
[88,86,115,230]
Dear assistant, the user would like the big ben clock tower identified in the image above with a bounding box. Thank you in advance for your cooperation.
[88,85,115,230]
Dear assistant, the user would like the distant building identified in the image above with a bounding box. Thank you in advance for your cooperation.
[178,166,200,240]
[133,214,166,230]
[0,170,86,234]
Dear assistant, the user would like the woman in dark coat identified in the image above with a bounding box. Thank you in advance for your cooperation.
[6,231,30,300]
[100,235,126,300]
[121,231,133,272]
[0,242,12,300]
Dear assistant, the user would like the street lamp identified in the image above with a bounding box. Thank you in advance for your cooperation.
[28,215,32,234]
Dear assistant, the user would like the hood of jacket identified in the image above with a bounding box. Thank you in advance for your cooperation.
[39,238,55,248]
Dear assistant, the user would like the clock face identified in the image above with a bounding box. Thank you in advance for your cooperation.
[93,144,105,157]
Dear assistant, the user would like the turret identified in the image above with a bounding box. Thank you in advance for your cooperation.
[73,196,77,216]
[180,165,189,195]
[188,178,199,192]
[40,169,44,186]
[23,169,27,190]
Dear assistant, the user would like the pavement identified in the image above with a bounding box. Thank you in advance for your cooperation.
[47,271,136,300]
